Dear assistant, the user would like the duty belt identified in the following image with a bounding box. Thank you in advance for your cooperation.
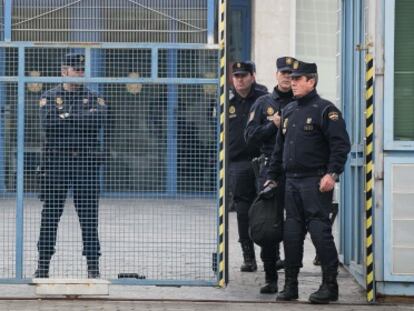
[285,169,326,178]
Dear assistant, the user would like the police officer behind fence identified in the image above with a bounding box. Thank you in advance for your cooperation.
[266,60,350,303]
[35,53,107,278]
[229,61,268,272]
[245,56,296,294]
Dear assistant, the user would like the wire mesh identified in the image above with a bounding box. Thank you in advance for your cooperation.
[12,0,209,43]
[0,82,18,279]
[0,47,220,283]
[158,49,219,78]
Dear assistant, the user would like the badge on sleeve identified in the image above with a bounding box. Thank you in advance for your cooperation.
[97,98,106,106]
[229,105,236,118]
[328,111,339,121]
[39,98,47,107]
[266,106,275,116]
[55,97,63,109]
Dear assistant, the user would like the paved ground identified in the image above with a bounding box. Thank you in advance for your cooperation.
[0,202,408,310]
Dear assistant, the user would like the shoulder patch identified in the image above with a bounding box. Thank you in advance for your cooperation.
[266,106,275,116]
[39,98,47,107]
[328,111,339,121]
[97,98,106,106]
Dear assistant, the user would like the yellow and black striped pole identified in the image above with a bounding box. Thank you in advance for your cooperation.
[364,52,375,303]
[218,0,227,288]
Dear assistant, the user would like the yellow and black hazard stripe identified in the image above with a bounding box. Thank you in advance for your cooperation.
[365,52,375,303]
[218,0,226,288]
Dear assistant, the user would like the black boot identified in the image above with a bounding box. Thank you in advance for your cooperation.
[276,268,299,301]
[275,259,285,271]
[313,254,321,266]
[34,256,51,278]
[87,258,100,279]
[260,262,278,294]
[240,240,257,272]
[309,269,338,304]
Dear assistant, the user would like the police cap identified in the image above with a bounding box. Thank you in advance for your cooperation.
[290,60,317,77]
[245,60,256,73]
[276,56,296,72]
[62,53,85,70]
[232,61,254,75]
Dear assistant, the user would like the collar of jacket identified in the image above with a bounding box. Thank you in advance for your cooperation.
[295,89,318,105]
[271,86,293,100]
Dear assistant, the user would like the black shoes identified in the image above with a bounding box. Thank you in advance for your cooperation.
[34,268,49,278]
[34,257,51,278]
[276,268,299,301]
[260,281,278,294]
[87,258,100,279]
[309,271,338,304]
[240,240,257,272]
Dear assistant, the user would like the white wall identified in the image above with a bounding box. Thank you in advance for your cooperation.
[251,0,338,103]
[251,0,295,90]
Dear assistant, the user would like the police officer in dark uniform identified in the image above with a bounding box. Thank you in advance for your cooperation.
[229,61,268,272]
[245,56,296,293]
[35,53,107,278]
[266,61,350,303]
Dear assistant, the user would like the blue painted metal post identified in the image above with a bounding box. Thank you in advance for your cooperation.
[15,47,25,279]
[0,0,13,195]
[166,16,178,195]
[166,52,178,195]
[4,0,12,41]
[341,0,353,266]
[0,48,6,193]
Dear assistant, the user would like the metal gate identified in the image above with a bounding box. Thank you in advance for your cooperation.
[0,0,222,286]
[340,0,366,285]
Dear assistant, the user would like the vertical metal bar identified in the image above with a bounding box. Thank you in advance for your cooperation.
[151,48,158,79]
[364,51,375,303]
[166,11,178,195]
[4,0,12,41]
[217,0,227,287]
[341,0,353,267]
[15,46,25,279]
[166,51,177,195]
[0,48,6,193]
[207,0,215,44]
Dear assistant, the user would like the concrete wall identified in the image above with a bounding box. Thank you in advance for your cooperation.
[251,0,295,90]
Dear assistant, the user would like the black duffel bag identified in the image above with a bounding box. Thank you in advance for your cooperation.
[248,185,283,247]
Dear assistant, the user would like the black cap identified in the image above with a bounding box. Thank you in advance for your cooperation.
[276,56,296,72]
[62,53,85,70]
[232,61,254,75]
[290,60,317,77]
[245,61,256,73]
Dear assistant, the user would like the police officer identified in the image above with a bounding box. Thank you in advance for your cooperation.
[229,61,268,272]
[245,56,296,293]
[35,53,107,278]
[266,61,350,303]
